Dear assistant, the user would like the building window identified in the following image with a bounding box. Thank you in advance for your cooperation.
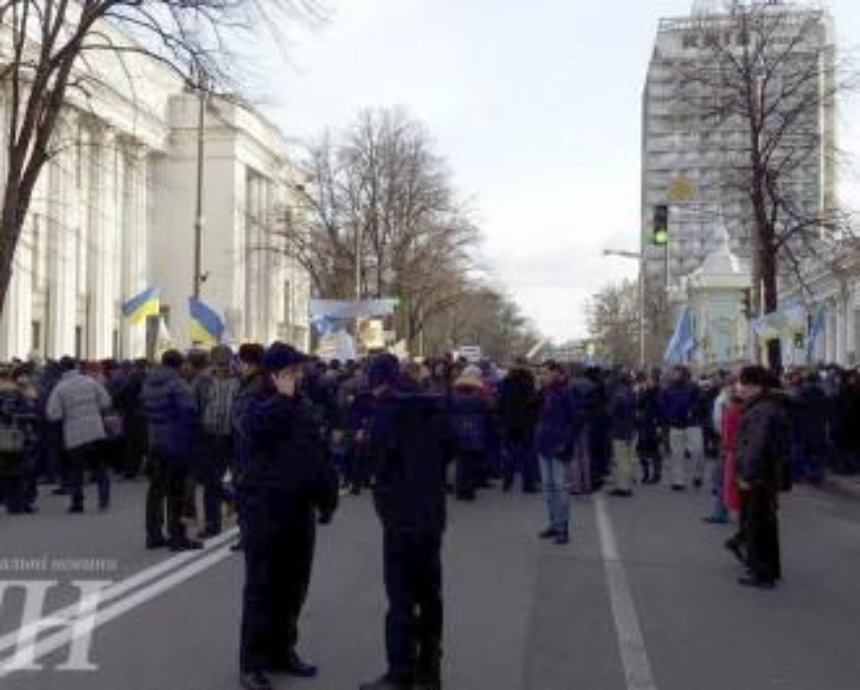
[31,321,41,354]
[112,329,119,359]
[75,326,83,359]
[682,32,699,49]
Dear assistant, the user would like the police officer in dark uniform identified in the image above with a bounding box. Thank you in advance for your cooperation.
[238,343,339,690]
[360,354,452,690]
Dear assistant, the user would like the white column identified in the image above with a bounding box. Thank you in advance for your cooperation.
[46,136,77,358]
[121,146,150,359]
[89,128,119,358]
[825,304,838,364]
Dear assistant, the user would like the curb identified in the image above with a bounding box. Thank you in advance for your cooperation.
[822,475,860,501]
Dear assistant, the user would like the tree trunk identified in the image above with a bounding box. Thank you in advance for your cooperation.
[0,182,25,316]
[760,234,783,373]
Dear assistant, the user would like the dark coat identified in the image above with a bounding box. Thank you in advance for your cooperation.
[497,369,538,442]
[635,386,662,453]
[232,370,269,477]
[536,380,581,461]
[141,366,199,465]
[608,385,637,442]
[242,391,339,518]
[368,391,453,534]
[794,382,828,455]
[659,382,699,429]
[451,390,492,454]
[736,392,791,490]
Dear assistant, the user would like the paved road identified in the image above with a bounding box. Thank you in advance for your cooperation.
[1,476,860,690]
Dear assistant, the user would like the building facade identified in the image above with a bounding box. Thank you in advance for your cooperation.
[778,242,860,368]
[153,95,310,351]
[641,2,835,288]
[0,26,309,361]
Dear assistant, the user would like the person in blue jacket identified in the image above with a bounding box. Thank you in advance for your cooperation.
[140,350,200,551]
[659,366,702,490]
[450,367,493,501]
[536,360,581,545]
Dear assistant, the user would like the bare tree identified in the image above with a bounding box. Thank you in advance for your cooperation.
[670,0,856,370]
[422,284,540,363]
[274,107,482,350]
[587,279,640,369]
[0,0,323,314]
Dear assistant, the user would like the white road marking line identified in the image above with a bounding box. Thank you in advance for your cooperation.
[0,544,235,677]
[0,527,239,657]
[594,495,658,690]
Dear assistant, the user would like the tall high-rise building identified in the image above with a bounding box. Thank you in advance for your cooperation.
[641,1,835,288]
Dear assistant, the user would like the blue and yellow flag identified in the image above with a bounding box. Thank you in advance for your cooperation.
[188,296,225,345]
[122,287,160,326]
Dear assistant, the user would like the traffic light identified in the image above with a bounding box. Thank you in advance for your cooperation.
[652,204,668,247]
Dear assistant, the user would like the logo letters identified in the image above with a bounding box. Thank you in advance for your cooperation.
[0,580,111,673]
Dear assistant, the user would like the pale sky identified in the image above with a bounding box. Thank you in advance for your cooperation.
[261,0,860,343]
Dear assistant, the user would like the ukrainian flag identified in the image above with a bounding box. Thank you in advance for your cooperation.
[188,296,225,345]
[122,287,160,326]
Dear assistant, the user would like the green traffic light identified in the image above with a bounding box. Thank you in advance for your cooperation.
[653,228,668,246]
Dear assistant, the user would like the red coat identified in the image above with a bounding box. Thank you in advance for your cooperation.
[722,403,743,512]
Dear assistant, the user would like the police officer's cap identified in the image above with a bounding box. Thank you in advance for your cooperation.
[263,342,310,372]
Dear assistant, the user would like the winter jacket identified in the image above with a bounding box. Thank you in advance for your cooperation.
[46,371,111,450]
[141,366,199,464]
[659,382,699,429]
[608,384,637,442]
[722,402,743,512]
[0,382,38,475]
[736,392,791,490]
[195,371,239,437]
[793,382,828,455]
[536,380,581,461]
[242,390,339,518]
[635,386,662,453]
[368,390,453,534]
[232,369,269,478]
[451,389,492,454]
[497,368,539,442]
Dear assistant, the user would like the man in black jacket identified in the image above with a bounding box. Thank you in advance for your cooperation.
[238,343,339,690]
[497,364,539,493]
[360,354,452,690]
[735,365,790,589]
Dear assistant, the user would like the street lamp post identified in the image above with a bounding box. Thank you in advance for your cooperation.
[603,249,646,369]
[192,68,207,301]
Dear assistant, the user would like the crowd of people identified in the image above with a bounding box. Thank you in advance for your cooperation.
[1,345,860,689]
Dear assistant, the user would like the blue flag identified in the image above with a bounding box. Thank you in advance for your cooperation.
[188,297,225,345]
[122,287,160,326]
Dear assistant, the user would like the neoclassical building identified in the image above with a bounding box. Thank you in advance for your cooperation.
[0,25,309,361]
[778,241,860,368]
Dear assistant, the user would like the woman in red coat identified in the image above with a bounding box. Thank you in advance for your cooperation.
[722,391,743,513]
[722,386,746,567]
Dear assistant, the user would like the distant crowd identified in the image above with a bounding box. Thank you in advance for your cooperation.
[1,351,859,526]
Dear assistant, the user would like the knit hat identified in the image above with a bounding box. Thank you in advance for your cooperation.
[367,354,400,389]
[263,342,310,372]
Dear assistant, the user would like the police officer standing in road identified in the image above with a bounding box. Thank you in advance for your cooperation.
[238,343,339,690]
[360,354,452,690]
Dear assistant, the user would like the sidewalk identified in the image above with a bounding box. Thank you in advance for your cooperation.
[823,473,860,500]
